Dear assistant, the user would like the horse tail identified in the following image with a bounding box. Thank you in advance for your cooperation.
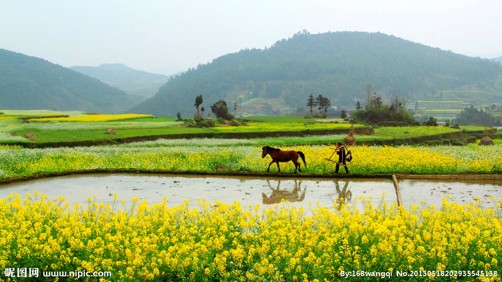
[298,151,306,167]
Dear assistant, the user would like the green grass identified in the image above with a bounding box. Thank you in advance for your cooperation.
[110,117,177,123]
[243,116,344,123]
[0,113,360,144]
[11,126,205,143]
[0,111,492,145]
[374,125,485,139]
[0,109,84,116]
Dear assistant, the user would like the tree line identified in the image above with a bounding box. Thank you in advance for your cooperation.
[306,94,331,118]
[184,92,499,127]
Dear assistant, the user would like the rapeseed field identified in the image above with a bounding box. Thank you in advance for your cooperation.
[0,193,500,281]
[0,143,500,178]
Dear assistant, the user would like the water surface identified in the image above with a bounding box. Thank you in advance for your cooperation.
[0,174,500,210]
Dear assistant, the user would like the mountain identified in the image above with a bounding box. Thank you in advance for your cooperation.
[131,31,502,116]
[0,49,137,113]
[70,64,168,99]
[494,57,502,64]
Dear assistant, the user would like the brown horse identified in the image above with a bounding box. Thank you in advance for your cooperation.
[261,146,306,173]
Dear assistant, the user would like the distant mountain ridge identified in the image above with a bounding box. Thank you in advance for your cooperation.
[70,64,168,99]
[0,49,137,113]
[2,32,501,116]
[131,31,502,116]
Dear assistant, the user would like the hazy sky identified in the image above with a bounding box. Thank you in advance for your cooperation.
[1,0,501,75]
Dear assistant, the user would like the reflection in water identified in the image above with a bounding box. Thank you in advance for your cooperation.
[0,174,499,210]
[262,180,306,205]
[332,180,352,210]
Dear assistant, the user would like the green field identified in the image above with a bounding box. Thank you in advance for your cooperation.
[413,100,470,123]
[0,111,500,183]
[0,111,490,146]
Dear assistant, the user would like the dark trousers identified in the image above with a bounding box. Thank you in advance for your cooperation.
[335,162,349,173]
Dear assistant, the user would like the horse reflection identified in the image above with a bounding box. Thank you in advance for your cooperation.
[331,180,352,210]
[262,180,306,205]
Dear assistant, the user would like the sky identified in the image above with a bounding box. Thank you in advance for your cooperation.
[1,0,501,75]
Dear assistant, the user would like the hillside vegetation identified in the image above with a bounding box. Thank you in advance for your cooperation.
[70,63,168,100]
[0,49,137,113]
[132,31,502,117]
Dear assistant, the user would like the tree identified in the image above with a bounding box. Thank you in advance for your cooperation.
[367,93,383,109]
[315,95,331,118]
[366,83,373,98]
[341,110,348,119]
[211,100,234,120]
[193,95,204,123]
[454,105,496,126]
[353,93,414,125]
[424,116,438,126]
[390,95,406,111]
[306,94,315,117]
[321,96,331,117]
[194,95,203,110]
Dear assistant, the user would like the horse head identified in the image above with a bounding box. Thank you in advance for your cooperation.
[261,146,270,158]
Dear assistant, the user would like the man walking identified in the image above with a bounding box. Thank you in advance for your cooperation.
[335,142,350,174]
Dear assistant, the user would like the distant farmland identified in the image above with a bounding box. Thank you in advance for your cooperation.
[412,100,470,123]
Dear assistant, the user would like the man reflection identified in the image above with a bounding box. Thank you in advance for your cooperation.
[333,179,352,210]
[262,180,306,205]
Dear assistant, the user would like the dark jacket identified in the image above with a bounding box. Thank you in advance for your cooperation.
[337,146,347,163]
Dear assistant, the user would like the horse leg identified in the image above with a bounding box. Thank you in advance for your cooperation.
[276,161,280,172]
[267,161,274,172]
[292,160,301,173]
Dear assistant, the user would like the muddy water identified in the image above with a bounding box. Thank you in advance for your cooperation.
[0,174,500,210]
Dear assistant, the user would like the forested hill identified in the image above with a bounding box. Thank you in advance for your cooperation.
[131,31,502,116]
[0,49,136,113]
[70,64,168,99]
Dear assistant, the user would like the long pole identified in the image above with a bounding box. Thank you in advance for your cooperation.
[392,175,403,207]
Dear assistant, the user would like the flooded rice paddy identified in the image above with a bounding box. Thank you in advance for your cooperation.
[0,174,500,210]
